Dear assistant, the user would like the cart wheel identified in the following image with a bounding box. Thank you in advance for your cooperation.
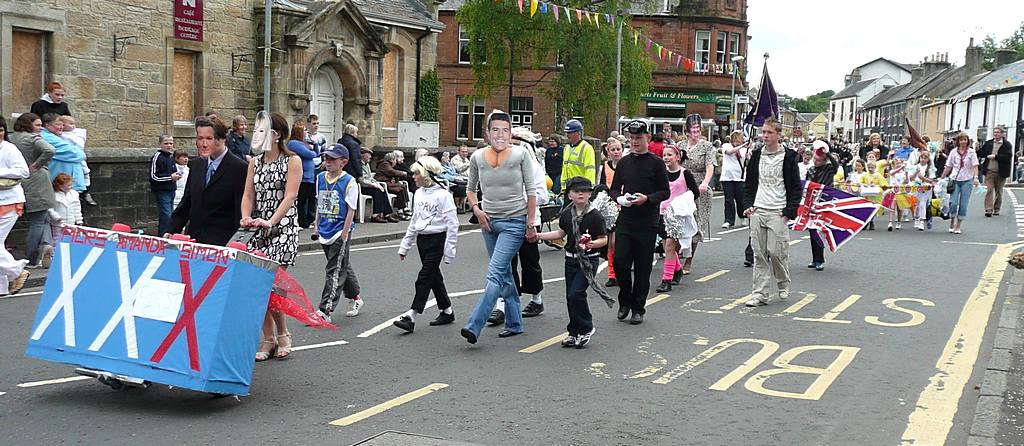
[97,376,124,390]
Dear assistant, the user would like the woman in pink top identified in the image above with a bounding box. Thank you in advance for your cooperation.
[656,146,698,293]
[940,131,980,234]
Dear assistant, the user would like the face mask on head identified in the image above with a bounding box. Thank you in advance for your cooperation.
[250,111,273,155]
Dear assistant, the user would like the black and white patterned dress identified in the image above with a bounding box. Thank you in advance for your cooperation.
[247,152,299,266]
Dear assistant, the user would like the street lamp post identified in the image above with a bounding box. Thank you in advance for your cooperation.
[730,55,744,132]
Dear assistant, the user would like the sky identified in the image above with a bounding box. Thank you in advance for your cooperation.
[745,0,1019,98]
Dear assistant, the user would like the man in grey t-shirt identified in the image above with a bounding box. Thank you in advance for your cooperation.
[741,118,803,306]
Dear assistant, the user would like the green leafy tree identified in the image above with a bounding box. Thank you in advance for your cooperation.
[418,68,440,121]
[455,0,654,126]
[981,22,1024,70]
[791,90,833,113]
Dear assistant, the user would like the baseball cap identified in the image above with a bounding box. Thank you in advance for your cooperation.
[565,176,594,192]
[323,144,349,159]
[564,119,583,134]
[625,119,650,134]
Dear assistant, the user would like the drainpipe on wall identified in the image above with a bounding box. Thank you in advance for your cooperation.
[414,27,430,121]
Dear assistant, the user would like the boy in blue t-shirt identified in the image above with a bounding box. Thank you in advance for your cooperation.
[315,144,364,322]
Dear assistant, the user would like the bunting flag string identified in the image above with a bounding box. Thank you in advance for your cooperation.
[493,0,728,76]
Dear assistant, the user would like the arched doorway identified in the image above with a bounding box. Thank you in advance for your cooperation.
[310,65,343,143]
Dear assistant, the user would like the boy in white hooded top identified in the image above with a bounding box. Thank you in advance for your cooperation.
[393,156,459,333]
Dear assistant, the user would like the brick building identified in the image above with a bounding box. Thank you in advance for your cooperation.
[0,0,443,239]
[0,0,443,149]
[436,0,749,146]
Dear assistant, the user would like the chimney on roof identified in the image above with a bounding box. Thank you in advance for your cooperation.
[965,38,984,76]
[994,48,1019,69]
[922,51,952,77]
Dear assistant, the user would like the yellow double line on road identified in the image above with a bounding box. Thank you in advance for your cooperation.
[330,383,448,427]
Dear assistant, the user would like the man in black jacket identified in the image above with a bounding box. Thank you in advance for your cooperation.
[166,116,247,246]
[742,118,803,307]
[337,123,363,182]
[609,120,669,324]
[804,140,839,271]
[978,125,1013,217]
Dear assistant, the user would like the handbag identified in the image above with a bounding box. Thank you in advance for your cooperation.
[0,178,21,190]
[946,152,964,194]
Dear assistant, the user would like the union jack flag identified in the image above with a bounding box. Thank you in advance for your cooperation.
[790,181,879,253]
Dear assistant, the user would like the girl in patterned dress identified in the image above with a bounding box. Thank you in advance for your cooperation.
[242,111,303,361]
[679,113,717,276]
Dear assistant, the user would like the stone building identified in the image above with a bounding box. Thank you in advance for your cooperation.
[0,0,442,240]
[435,0,748,146]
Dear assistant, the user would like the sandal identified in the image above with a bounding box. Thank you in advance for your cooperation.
[275,332,292,359]
[9,270,30,295]
[255,337,277,362]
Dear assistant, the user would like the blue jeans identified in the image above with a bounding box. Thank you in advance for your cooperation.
[24,210,51,264]
[464,216,527,336]
[948,180,973,219]
[154,189,175,235]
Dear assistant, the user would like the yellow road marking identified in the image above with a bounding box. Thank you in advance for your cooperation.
[782,293,816,314]
[329,383,448,427]
[900,243,1013,445]
[520,295,670,354]
[695,269,729,283]
[519,332,568,353]
[719,294,753,312]
[793,294,861,324]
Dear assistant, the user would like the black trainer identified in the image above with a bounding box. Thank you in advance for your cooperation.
[460,328,477,344]
[656,280,672,293]
[486,309,504,326]
[393,315,414,333]
[561,334,577,348]
[671,269,682,285]
[429,311,455,326]
[617,306,630,320]
[629,312,644,325]
[604,278,617,287]
[522,301,544,317]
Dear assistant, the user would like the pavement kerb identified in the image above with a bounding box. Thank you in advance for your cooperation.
[967,266,1023,445]
[16,223,482,290]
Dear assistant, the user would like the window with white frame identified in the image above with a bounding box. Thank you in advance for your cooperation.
[457,96,470,139]
[716,31,727,66]
[662,0,672,13]
[473,99,486,140]
[510,97,534,129]
[695,31,711,64]
[728,33,740,62]
[458,26,471,64]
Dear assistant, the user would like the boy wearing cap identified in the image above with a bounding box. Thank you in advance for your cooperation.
[609,120,670,325]
[315,144,364,322]
[536,176,607,348]
[561,119,596,190]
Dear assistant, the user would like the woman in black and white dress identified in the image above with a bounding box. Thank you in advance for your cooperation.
[242,111,302,361]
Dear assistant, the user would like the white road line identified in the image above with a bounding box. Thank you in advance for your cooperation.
[1008,190,1024,237]
[0,290,44,299]
[17,376,92,388]
[356,262,608,339]
[301,230,480,256]
[716,226,748,235]
[940,241,1004,247]
[291,340,349,351]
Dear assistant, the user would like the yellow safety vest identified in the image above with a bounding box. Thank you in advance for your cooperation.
[561,140,596,188]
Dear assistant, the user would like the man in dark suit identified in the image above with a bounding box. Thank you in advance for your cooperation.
[166,116,247,246]
[978,125,1014,217]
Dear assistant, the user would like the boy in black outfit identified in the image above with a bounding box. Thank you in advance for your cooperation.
[537,177,607,348]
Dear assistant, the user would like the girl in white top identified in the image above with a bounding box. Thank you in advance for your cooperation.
[0,120,30,295]
[173,150,189,209]
[49,173,83,242]
[886,158,908,230]
[907,150,936,231]
[393,156,459,333]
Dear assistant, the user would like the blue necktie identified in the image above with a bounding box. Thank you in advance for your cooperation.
[206,164,216,185]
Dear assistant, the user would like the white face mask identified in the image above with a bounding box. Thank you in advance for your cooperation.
[250,111,274,155]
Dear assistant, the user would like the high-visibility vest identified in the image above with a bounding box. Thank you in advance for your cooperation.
[561,140,596,187]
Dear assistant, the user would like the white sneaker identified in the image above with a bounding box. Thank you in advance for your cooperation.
[316,309,332,324]
[778,289,790,301]
[721,222,732,229]
[744,296,769,307]
[346,298,363,317]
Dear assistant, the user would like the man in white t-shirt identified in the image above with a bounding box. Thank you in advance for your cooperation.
[720,130,749,228]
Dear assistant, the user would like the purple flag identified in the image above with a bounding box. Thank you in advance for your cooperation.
[744,64,779,128]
